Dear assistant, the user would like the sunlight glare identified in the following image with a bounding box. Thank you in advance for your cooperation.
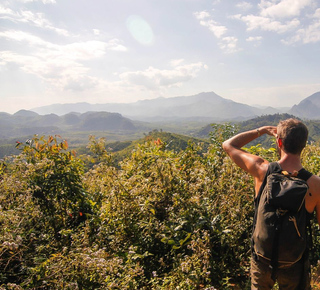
[126,15,154,46]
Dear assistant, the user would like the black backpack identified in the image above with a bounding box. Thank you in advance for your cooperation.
[252,162,313,279]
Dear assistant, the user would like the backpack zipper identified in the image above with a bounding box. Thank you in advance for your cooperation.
[289,216,301,237]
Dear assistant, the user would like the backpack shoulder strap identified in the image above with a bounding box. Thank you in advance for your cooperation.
[255,162,281,204]
[297,168,313,182]
[268,161,282,174]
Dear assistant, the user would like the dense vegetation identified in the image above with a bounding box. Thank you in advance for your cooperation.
[1,124,320,289]
[3,112,320,160]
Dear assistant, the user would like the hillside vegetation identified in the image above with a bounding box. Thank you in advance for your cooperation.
[3,111,320,159]
[1,127,320,289]
[0,110,209,159]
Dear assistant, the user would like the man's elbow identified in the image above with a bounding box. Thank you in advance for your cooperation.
[222,140,230,151]
[222,140,230,153]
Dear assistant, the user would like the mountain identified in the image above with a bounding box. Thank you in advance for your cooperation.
[31,92,282,121]
[79,112,136,131]
[289,92,320,119]
[14,110,39,117]
[0,111,136,139]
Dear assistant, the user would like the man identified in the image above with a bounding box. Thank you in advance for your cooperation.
[222,118,320,289]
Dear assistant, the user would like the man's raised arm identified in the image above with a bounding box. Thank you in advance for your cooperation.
[222,126,277,179]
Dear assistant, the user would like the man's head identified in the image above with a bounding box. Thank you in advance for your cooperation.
[277,118,308,155]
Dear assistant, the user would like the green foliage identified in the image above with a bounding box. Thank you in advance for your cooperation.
[1,133,320,289]
[14,136,90,239]
[0,136,91,287]
[208,123,238,178]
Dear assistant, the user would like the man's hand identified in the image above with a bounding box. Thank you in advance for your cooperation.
[259,126,277,137]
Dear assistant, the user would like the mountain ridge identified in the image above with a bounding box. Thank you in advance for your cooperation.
[3,91,320,121]
[0,111,137,139]
[29,92,285,121]
[289,92,320,119]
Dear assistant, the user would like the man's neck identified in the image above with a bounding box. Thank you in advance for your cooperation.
[278,152,303,172]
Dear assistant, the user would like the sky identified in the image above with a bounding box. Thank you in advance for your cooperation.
[1,0,320,114]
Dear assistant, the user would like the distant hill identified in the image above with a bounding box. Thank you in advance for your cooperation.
[0,111,137,139]
[79,112,136,131]
[14,110,39,117]
[30,92,283,122]
[289,92,320,119]
[104,130,210,165]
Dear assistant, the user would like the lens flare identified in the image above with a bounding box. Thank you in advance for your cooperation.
[126,15,154,46]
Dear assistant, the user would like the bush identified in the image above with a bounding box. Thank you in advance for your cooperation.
[1,134,319,289]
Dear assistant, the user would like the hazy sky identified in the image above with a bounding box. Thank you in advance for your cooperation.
[1,0,320,113]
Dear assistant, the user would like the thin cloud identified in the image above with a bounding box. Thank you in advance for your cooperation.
[280,5,320,44]
[236,2,253,11]
[170,59,185,67]
[64,76,98,92]
[0,5,68,36]
[219,37,241,54]
[194,11,211,20]
[0,30,52,47]
[231,1,320,45]
[246,36,263,42]
[0,30,127,91]
[202,20,228,38]
[106,39,127,51]
[246,36,263,47]
[119,62,208,90]
[283,20,320,44]
[259,0,313,19]
[19,0,56,4]
[314,8,320,18]
[234,14,300,33]
[0,5,15,16]
[93,29,100,35]
[0,29,203,94]
[194,11,227,38]
[194,10,240,53]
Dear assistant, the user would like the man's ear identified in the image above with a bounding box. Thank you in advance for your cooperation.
[278,138,283,148]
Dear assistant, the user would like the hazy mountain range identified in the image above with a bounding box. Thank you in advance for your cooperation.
[1,91,320,140]
[0,111,136,139]
[29,92,283,122]
[1,91,320,158]
[28,91,320,121]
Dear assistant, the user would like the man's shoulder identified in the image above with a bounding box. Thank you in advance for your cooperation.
[308,174,320,185]
[305,175,320,213]
[307,175,320,197]
[308,174,320,182]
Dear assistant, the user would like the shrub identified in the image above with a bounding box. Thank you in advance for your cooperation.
[1,134,320,289]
